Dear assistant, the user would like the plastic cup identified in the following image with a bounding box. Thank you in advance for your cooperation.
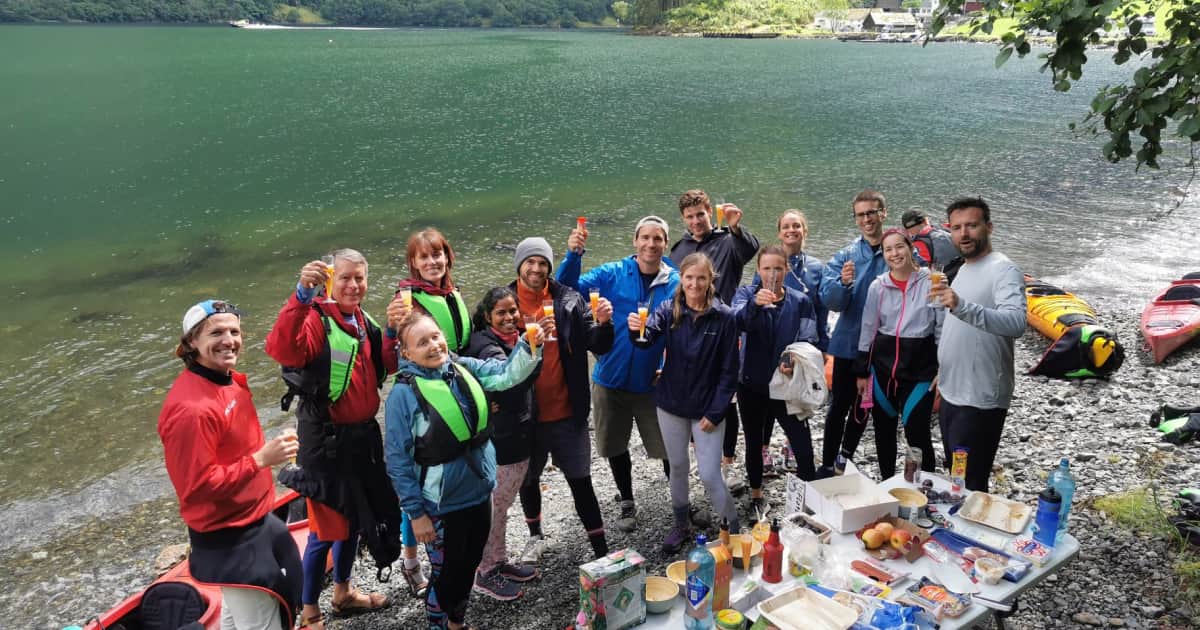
[398,287,413,309]
[715,204,725,229]
[589,288,600,316]
[524,315,540,352]
[637,301,650,341]
[542,299,557,341]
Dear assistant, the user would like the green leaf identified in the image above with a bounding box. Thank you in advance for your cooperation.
[1092,93,1118,113]
[995,47,1014,68]
[1130,37,1146,54]
[1179,117,1200,140]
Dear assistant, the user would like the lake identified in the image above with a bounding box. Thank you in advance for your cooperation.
[0,25,1196,628]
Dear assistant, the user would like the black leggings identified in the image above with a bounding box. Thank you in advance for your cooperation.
[939,400,1008,492]
[868,376,937,480]
[722,402,740,459]
[822,357,871,468]
[738,387,816,487]
[426,499,491,628]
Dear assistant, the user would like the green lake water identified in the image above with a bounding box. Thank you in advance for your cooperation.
[1,25,1197,627]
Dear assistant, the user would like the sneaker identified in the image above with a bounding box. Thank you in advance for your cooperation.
[498,562,539,583]
[723,464,746,493]
[749,496,769,520]
[473,569,523,601]
[400,561,429,599]
[519,535,547,564]
[615,499,637,533]
[661,526,691,554]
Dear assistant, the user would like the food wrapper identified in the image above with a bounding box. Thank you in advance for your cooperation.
[896,577,971,620]
[578,549,647,630]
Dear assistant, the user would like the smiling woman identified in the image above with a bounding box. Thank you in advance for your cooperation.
[395,229,474,354]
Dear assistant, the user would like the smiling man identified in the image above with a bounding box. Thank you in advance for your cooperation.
[668,189,760,304]
[929,198,1026,492]
[819,189,891,477]
[556,216,680,534]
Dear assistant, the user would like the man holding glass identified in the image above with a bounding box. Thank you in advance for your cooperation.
[556,217,679,534]
[818,189,891,477]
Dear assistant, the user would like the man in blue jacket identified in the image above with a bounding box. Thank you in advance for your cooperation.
[556,216,679,533]
[819,189,890,477]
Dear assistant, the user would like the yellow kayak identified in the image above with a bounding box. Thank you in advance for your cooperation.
[1024,276,1121,376]
[1024,276,1099,340]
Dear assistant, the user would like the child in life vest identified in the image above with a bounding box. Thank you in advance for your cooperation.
[384,313,542,630]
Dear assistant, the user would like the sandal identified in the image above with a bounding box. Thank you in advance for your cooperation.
[401,562,430,599]
[330,589,389,616]
[300,611,324,630]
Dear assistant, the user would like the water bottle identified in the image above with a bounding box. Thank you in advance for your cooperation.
[685,534,715,630]
[1032,486,1061,548]
[1048,458,1076,543]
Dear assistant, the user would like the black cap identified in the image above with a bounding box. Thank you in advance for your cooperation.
[901,210,926,229]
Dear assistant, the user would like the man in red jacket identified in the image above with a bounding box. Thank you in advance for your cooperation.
[159,299,302,629]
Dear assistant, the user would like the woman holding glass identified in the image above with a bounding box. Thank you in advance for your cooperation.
[392,228,473,353]
[732,245,821,513]
[854,228,943,480]
[628,253,741,554]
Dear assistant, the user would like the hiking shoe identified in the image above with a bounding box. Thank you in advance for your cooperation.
[498,562,539,583]
[400,561,429,599]
[689,505,712,529]
[749,496,769,519]
[519,535,547,564]
[661,526,691,555]
[473,569,523,601]
[615,500,637,533]
[723,464,746,494]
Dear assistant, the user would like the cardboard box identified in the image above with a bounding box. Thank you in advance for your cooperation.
[578,549,647,630]
[803,462,899,533]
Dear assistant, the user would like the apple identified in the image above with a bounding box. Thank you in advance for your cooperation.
[861,529,886,550]
[873,522,895,539]
[890,529,914,550]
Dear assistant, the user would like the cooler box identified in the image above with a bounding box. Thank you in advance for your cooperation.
[803,462,899,533]
[578,548,647,630]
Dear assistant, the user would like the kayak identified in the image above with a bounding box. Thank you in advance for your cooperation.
[1024,276,1124,378]
[82,490,322,630]
[1024,276,1099,341]
[1141,276,1200,363]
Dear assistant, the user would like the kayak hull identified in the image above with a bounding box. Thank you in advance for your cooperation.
[1141,280,1200,363]
[1024,276,1098,341]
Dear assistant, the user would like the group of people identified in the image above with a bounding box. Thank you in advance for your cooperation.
[156,188,1026,630]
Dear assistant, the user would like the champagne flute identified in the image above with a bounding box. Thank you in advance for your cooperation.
[761,269,780,309]
[739,527,754,575]
[589,288,600,319]
[280,422,299,470]
[714,202,725,230]
[636,300,650,341]
[542,299,557,341]
[523,314,540,353]
[320,254,337,304]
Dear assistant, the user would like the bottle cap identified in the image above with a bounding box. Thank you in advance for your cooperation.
[720,517,730,530]
[770,518,780,532]
[696,534,708,546]
[1039,486,1062,503]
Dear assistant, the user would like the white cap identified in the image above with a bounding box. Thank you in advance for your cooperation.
[182,299,241,334]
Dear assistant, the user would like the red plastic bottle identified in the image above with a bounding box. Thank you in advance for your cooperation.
[762,518,784,583]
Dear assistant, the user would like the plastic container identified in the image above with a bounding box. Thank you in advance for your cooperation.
[685,534,716,629]
[1048,458,1076,543]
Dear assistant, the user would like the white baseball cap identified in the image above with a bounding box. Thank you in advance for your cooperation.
[182,299,241,335]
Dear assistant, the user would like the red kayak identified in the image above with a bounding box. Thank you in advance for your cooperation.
[83,490,324,630]
[1141,277,1200,363]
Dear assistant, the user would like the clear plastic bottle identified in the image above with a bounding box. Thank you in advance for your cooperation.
[1047,458,1076,543]
[685,534,715,630]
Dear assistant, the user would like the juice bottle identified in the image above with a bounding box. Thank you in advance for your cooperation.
[761,519,784,584]
[685,535,715,629]
[951,447,969,488]
[710,523,733,611]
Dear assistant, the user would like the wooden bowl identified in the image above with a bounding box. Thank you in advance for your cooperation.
[731,534,764,569]
[645,576,679,614]
[666,560,686,588]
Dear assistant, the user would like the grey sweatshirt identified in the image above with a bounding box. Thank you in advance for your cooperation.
[936,252,1027,409]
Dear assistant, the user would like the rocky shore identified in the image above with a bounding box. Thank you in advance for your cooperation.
[317,295,1199,629]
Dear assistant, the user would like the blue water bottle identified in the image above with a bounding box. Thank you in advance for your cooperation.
[685,534,715,630]
[1048,458,1076,543]
[1033,486,1062,548]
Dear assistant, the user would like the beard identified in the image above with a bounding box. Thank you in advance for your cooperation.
[957,233,990,260]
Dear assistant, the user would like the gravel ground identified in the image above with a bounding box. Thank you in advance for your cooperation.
[322,295,1200,630]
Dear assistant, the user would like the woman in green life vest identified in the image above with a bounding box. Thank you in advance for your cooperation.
[384,313,543,630]
[390,228,473,353]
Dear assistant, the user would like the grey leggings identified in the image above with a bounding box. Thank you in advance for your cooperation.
[657,408,739,528]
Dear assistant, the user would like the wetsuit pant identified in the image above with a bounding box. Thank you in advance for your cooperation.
[425,499,491,629]
[738,387,816,486]
[938,400,1008,492]
[822,357,871,470]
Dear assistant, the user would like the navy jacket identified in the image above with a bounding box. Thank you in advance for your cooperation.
[509,278,614,431]
[731,284,819,395]
[462,328,539,466]
[632,299,740,422]
[752,251,829,351]
[669,227,760,304]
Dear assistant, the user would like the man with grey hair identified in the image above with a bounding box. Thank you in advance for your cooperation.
[555,217,680,534]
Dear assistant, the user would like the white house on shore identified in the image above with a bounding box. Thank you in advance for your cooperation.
[813,8,872,32]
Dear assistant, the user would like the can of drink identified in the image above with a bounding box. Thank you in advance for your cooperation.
[904,447,922,484]
[951,447,969,487]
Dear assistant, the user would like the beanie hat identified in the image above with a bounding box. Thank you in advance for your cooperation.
[634,215,669,240]
[514,237,554,274]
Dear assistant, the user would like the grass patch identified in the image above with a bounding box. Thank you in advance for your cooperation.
[272,4,330,25]
[1095,487,1177,539]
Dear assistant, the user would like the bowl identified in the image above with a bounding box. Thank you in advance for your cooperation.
[666,560,686,588]
[889,487,929,521]
[731,534,764,570]
[645,576,679,614]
